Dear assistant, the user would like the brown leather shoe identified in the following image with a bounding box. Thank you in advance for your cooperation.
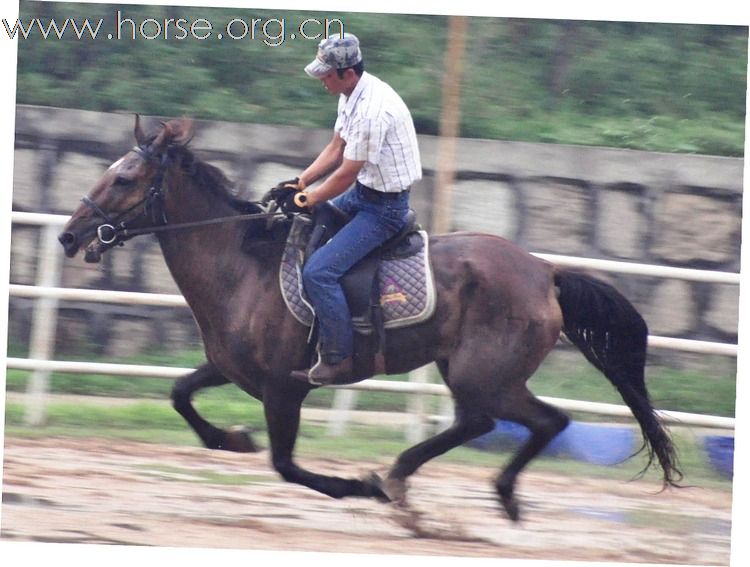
[290,357,354,386]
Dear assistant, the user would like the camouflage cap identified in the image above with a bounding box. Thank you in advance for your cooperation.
[304,33,363,78]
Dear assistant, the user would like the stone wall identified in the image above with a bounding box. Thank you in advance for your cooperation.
[8,105,744,360]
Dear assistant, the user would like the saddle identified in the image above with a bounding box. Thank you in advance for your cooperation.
[279,203,436,374]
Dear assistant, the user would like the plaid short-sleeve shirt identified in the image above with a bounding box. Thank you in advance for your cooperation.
[334,72,422,193]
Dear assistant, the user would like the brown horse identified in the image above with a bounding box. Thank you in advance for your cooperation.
[58,117,681,521]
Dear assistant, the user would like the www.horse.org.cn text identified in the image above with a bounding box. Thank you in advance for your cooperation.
[2,11,346,46]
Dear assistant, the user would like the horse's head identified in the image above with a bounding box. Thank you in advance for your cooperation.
[58,115,193,263]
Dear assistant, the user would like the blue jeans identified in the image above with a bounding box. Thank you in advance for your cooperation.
[302,183,410,364]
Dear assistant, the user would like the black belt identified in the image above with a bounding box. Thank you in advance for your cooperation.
[356,181,410,201]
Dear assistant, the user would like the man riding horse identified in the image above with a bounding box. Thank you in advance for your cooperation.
[271,33,422,386]
[58,38,681,521]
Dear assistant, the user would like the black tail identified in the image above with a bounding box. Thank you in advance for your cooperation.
[555,269,682,487]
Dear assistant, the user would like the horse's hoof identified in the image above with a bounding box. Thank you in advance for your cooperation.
[365,472,407,506]
[382,476,409,506]
[222,426,259,453]
[497,484,521,522]
[496,477,521,522]
[500,493,521,522]
[365,472,410,505]
[362,472,394,503]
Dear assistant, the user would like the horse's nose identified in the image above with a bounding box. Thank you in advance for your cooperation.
[58,231,78,257]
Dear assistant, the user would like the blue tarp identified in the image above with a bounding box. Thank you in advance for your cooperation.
[467,420,637,465]
[468,421,736,478]
[704,435,734,478]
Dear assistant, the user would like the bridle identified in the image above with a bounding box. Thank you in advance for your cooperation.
[80,144,283,252]
[79,144,173,249]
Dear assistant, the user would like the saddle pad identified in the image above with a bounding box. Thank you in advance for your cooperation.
[279,230,437,330]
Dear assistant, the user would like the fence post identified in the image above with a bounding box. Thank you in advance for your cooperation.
[406,364,434,443]
[437,394,455,432]
[327,388,359,436]
[24,224,63,426]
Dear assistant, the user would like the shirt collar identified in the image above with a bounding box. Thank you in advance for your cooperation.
[340,71,371,116]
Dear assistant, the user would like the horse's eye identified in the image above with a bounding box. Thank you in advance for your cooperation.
[113,176,132,187]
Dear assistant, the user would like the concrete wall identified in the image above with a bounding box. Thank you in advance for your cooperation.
[8,105,744,360]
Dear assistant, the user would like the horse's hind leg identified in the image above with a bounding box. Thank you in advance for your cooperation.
[380,360,495,502]
[382,399,495,503]
[171,362,258,452]
[493,390,569,521]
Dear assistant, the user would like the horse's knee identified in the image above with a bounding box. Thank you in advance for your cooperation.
[517,400,569,441]
[170,377,192,408]
[543,409,570,439]
[271,455,298,482]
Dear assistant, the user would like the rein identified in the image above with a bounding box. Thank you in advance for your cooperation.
[82,144,284,249]
[109,209,283,239]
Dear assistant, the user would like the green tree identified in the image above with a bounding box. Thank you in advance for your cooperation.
[14,2,748,156]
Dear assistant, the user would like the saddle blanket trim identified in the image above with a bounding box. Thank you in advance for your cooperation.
[279,230,437,330]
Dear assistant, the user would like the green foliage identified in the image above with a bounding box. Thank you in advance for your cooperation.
[3,399,732,487]
[529,350,737,418]
[5,345,738,418]
[13,2,747,155]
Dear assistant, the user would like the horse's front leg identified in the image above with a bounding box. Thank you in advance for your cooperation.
[172,362,258,452]
[263,381,389,500]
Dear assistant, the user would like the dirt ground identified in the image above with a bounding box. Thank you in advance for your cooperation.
[0,436,733,565]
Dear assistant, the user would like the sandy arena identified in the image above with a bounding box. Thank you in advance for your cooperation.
[1,436,733,565]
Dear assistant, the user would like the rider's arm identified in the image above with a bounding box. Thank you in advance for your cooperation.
[303,157,364,206]
[299,132,346,188]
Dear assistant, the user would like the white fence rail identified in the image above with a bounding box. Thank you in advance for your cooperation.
[5,356,736,430]
[9,282,740,357]
[7,211,739,432]
[534,253,741,285]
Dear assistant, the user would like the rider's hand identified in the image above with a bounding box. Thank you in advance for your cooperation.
[281,191,310,214]
[261,177,306,206]
[277,177,305,192]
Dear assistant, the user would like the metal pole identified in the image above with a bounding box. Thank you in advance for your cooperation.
[431,15,469,234]
[407,16,469,443]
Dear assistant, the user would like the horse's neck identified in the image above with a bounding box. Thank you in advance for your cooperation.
[155,179,274,323]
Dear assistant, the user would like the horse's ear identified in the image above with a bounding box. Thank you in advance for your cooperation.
[134,114,146,146]
[150,118,193,151]
[150,121,173,151]
[168,118,194,146]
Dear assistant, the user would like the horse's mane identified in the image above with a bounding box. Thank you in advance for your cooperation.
[151,140,289,253]
[166,143,262,215]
